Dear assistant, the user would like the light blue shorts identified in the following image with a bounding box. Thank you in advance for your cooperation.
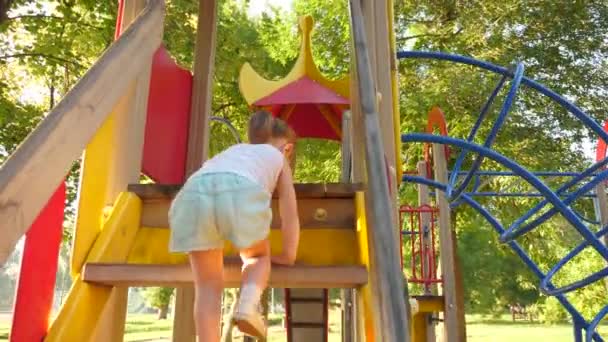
[168,172,272,252]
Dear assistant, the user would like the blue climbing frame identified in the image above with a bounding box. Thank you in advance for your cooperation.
[398,51,608,342]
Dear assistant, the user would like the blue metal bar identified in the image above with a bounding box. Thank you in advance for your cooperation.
[540,226,608,296]
[586,305,608,342]
[401,133,608,262]
[504,163,608,241]
[503,157,608,240]
[402,174,603,341]
[449,170,598,177]
[449,63,525,202]
[396,51,608,147]
[575,322,584,342]
[448,74,509,195]
[464,192,596,198]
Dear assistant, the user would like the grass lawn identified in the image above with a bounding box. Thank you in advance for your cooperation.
[2,311,608,341]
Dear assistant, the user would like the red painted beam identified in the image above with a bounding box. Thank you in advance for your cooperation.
[10,183,65,342]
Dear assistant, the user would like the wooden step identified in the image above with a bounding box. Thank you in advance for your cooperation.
[129,182,363,229]
[82,261,368,288]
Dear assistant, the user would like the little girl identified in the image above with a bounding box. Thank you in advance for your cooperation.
[169,110,300,341]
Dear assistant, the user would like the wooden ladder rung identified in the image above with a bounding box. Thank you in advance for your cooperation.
[82,261,368,288]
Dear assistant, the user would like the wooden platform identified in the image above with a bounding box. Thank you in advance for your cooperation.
[129,182,363,229]
[83,261,368,288]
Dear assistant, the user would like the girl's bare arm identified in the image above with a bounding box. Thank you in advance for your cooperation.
[272,161,300,265]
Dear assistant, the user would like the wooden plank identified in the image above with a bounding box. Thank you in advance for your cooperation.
[82,262,368,289]
[349,1,409,341]
[185,0,218,173]
[290,303,326,323]
[127,182,364,200]
[289,288,327,299]
[139,197,355,229]
[432,143,466,342]
[0,0,164,265]
[289,298,325,303]
[289,327,325,342]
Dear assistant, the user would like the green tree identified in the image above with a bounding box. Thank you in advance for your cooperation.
[142,287,175,320]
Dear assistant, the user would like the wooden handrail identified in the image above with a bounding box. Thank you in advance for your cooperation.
[0,0,165,265]
[348,0,410,341]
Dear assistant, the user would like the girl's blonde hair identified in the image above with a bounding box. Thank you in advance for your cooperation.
[248,110,296,144]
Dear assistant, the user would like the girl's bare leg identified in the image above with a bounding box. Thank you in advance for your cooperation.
[233,239,270,338]
[239,239,271,293]
[189,248,224,342]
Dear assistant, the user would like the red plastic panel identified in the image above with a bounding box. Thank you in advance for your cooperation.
[596,120,608,164]
[142,47,193,184]
[255,77,348,106]
[10,183,65,342]
[270,103,341,141]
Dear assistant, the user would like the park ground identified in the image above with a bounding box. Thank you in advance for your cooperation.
[2,309,608,341]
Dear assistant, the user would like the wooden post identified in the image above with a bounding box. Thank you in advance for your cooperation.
[174,286,196,342]
[594,182,608,290]
[432,144,466,342]
[341,111,356,342]
[174,1,218,341]
[349,0,410,340]
[185,0,218,172]
[417,161,437,342]
[365,0,396,174]
[342,110,353,183]
[359,3,402,316]
[417,161,434,295]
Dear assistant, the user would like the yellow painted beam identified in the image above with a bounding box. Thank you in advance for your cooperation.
[387,0,402,185]
[128,227,360,266]
[410,296,444,342]
[354,192,376,342]
[46,193,142,342]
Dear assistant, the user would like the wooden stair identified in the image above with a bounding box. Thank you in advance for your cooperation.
[76,181,367,341]
[82,261,368,288]
[285,288,328,342]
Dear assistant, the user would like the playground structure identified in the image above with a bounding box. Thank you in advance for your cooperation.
[2,0,407,341]
[1,1,608,342]
[398,52,608,342]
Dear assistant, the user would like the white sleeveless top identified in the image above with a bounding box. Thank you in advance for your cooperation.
[197,144,284,194]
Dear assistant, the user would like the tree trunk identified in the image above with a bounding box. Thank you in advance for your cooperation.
[0,0,14,25]
[158,305,169,320]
